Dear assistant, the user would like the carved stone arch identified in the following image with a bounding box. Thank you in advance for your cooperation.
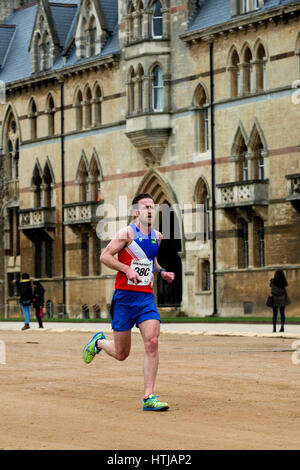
[147,0,167,9]
[92,80,103,100]
[240,41,253,62]
[83,83,92,101]
[230,121,248,159]
[128,65,135,79]
[227,44,240,67]
[28,96,38,116]
[89,148,103,180]
[194,175,211,203]
[45,92,55,111]
[253,38,268,60]
[247,118,268,180]
[81,15,88,32]
[73,86,83,105]
[247,118,268,154]
[0,103,21,150]
[193,81,209,107]
[134,169,182,241]
[194,175,211,243]
[34,29,42,42]
[88,13,96,28]
[88,149,103,200]
[135,169,177,205]
[136,63,144,76]
[41,157,55,207]
[32,30,42,48]
[75,150,89,183]
[28,97,38,139]
[295,30,300,52]
[127,0,135,13]
[43,156,55,184]
[136,0,145,11]
[31,158,43,186]
[42,29,50,42]
[148,60,163,76]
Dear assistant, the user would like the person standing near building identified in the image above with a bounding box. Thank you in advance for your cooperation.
[18,273,32,331]
[270,269,290,333]
[83,193,175,411]
[32,280,45,328]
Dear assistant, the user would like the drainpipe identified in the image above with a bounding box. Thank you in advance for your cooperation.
[60,77,66,316]
[209,40,218,316]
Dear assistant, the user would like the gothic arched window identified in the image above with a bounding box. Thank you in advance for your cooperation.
[152,65,163,111]
[152,1,163,38]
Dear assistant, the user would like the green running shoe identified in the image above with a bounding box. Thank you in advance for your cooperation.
[83,332,106,364]
[143,395,169,411]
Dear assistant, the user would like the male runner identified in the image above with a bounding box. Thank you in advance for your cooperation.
[83,193,175,411]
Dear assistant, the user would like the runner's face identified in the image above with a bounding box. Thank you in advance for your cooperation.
[136,198,155,226]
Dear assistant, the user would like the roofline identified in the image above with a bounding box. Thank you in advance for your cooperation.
[180,3,300,42]
[0,25,16,29]
[14,1,38,13]
[4,52,121,90]
[48,2,78,8]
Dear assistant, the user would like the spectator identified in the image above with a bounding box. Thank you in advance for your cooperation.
[32,281,45,329]
[19,273,32,331]
[270,269,290,333]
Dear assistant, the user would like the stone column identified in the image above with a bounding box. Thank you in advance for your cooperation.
[133,78,140,114]
[143,75,151,113]
[162,8,170,39]
[144,9,152,39]
[238,62,249,95]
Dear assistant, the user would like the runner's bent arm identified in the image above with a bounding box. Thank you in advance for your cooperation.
[100,226,142,284]
[153,231,175,284]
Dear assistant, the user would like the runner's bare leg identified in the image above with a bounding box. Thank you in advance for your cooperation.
[138,319,160,398]
[97,330,131,361]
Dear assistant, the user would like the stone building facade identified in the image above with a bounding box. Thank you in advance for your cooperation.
[0,0,299,319]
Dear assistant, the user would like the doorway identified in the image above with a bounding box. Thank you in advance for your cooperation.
[156,203,182,307]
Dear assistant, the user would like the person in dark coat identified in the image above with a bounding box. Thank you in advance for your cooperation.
[18,273,32,331]
[32,281,45,328]
[270,269,290,333]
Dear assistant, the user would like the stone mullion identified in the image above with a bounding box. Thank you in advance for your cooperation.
[133,78,140,114]
[132,12,139,40]
[162,8,170,39]
[126,79,135,115]
[142,75,151,113]
[162,73,171,112]
[126,15,134,43]
[144,9,153,39]
[238,62,248,96]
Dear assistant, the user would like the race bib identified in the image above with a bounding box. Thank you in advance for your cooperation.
[128,259,153,286]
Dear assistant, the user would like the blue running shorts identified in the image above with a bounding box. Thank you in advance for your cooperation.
[109,289,161,332]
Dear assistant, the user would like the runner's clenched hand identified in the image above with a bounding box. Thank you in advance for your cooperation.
[160,271,175,284]
[124,266,142,284]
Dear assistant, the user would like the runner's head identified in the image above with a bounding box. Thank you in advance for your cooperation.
[131,193,155,227]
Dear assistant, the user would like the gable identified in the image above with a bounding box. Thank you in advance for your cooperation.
[29,0,60,53]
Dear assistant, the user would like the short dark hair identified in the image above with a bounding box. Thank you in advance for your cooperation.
[131,193,154,206]
[21,273,30,280]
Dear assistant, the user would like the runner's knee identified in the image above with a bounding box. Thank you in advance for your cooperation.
[145,336,158,355]
[115,350,130,361]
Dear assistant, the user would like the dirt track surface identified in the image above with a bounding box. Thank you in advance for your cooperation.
[1,329,300,450]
